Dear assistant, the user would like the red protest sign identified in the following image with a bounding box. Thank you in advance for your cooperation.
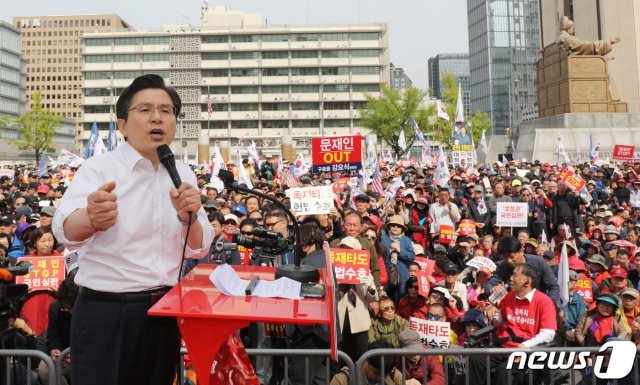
[332,178,350,195]
[238,245,251,265]
[15,256,65,292]
[417,270,430,298]
[560,169,586,192]
[329,248,370,284]
[458,219,476,236]
[439,225,454,244]
[312,135,362,174]
[613,145,636,160]
[415,257,435,276]
[574,277,593,303]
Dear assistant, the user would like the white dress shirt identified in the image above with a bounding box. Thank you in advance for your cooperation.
[52,143,213,292]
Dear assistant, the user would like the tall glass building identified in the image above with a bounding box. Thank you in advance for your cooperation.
[427,53,470,118]
[0,21,27,119]
[467,0,541,136]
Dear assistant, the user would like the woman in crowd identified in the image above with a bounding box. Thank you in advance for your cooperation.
[396,276,428,320]
[368,296,409,347]
[26,226,60,257]
[575,293,630,346]
[381,215,416,300]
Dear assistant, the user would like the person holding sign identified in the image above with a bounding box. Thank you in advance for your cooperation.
[428,188,460,236]
[459,263,556,385]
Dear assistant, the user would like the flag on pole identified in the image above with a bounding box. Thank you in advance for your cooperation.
[590,134,600,163]
[383,150,394,163]
[558,241,570,308]
[455,83,465,123]
[247,140,260,163]
[106,121,116,151]
[435,148,451,186]
[285,164,301,187]
[436,100,450,121]
[276,148,284,179]
[236,148,253,189]
[398,129,407,152]
[479,129,488,156]
[38,153,47,178]
[207,93,213,118]
[510,139,516,154]
[292,153,309,178]
[84,121,99,158]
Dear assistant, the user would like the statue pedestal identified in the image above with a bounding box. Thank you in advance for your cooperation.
[537,44,627,117]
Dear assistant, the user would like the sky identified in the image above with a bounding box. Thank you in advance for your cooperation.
[6,0,470,90]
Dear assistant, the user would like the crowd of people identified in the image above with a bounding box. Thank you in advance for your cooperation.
[1,155,640,385]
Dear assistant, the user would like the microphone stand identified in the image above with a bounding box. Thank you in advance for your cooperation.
[218,170,319,283]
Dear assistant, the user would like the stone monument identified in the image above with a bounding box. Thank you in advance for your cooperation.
[515,17,640,162]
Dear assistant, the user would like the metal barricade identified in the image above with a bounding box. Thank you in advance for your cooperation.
[0,349,55,385]
[355,346,640,385]
[55,348,70,385]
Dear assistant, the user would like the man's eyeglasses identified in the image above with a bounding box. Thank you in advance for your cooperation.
[265,219,284,229]
[427,313,443,321]
[223,221,237,226]
[382,305,395,312]
[364,235,376,241]
[128,103,177,117]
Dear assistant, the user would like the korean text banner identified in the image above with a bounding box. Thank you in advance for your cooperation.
[409,317,451,349]
[312,135,362,174]
[496,202,529,228]
[329,248,370,284]
[15,256,65,292]
[289,186,334,215]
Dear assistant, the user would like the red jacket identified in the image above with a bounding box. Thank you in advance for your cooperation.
[397,295,428,320]
[397,354,445,385]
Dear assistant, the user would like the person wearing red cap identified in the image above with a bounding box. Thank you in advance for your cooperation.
[614,178,631,205]
[601,267,630,296]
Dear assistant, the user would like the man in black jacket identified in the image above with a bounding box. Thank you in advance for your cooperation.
[551,181,582,237]
[485,236,560,306]
[467,185,491,236]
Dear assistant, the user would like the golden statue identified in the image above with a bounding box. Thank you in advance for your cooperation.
[556,16,621,59]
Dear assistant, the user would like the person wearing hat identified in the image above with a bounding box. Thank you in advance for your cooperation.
[457,308,488,347]
[586,254,611,290]
[602,267,630,297]
[467,185,490,236]
[14,206,33,225]
[0,214,25,259]
[39,206,56,228]
[486,236,560,306]
[465,263,557,385]
[575,293,629,346]
[381,215,415,300]
[614,178,631,205]
[620,287,640,326]
[561,270,588,345]
[353,193,372,217]
[396,329,445,385]
[436,262,469,310]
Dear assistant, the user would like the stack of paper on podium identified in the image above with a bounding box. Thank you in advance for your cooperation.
[209,263,302,300]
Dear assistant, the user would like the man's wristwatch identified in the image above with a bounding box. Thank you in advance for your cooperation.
[177,214,198,225]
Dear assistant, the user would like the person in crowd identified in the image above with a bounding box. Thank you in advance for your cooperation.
[561,270,588,345]
[396,330,445,385]
[575,293,630,346]
[620,287,640,326]
[436,261,469,310]
[381,215,416,300]
[397,276,428,320]
[25,226,60,257]
[429,187,460,236]
[368,296,409,347]
[52,74,213,385]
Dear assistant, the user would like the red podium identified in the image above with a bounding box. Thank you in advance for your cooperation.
[148,264,337,385]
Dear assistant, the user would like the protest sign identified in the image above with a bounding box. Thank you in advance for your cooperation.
[466,257,497,272]
[496,202,529,228]
[416,270,430,298]
[415,257,435,276]
[457,219,476,236]
[15,256,65,292]
[613,145,635,161]
[332,178,350,195]
[439,225,454,244]
[409,317,451,349]
[312,135,362,174]
[329,248,370,284]
[289,185,333,215]
[574,277,593,303]
[238,245,251,265]
[560,169,586,192]
[0,169,15,178]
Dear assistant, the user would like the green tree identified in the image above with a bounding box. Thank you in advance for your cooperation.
[0,92,62,168]
[359,84,431,158]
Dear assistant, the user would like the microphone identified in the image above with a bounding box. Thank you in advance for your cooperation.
[157,144,182,189]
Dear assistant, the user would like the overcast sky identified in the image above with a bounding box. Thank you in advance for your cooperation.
[7,0,470,89]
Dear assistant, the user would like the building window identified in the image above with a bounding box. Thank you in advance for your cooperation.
[321,67,349,76]
[261,68,288,77]
[230,35,259,43]
[114,54,141,62]
[201,86,228,94]
[143,36,169,45]
[292,119,320,128]
[351,49,380,57]
[291,85,319,93]
[324,102,350,110]
[262,85,289,94]
[201,52,228,60]
[323,84,349,92]
[85,38,111,46]
[114,37,141,46]
[202,69,229,77]
[292,33,318,42]
[261,51,288,59]
[262,34,289,42]
[352,84,379,92]
[351,32,379,40]
[262,103,289,111]
[230,51,259,60]
[320,33,348,41]
[230,68,259,77]
[85,55,111,63]
[261,120,289,128]
[202,35,228,43]
[291,50,318,59]
[352,66,380,75]
[85,72,111,80]
[291,67,318,76]
[292,102,319,111]
[231,103,259,111]
[231,86,259,94]
[143,53,169,62]
[322,50,349,58]
[231,120,259,128]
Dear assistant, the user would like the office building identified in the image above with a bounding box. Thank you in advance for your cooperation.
[540,0,640,113]
[467,0,541,136]
[390,63,412,90]
[81,5,389,155]
[12,14,132,146]
[0,21,27,119]
[427,53,470,118]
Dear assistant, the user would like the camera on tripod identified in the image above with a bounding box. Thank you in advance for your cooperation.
[233,227,293,266]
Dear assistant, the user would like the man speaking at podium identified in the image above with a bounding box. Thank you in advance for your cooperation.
[53,74,213,385]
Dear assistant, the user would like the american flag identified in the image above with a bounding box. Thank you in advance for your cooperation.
[284,165,301,187]
[371,164,384,195]
[207,94,213,118]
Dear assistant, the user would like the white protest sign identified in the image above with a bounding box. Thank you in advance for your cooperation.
[496,202,529,228]
[409,317,451,349]
[0,169,15,178]
[289,185,333,215]
[466,256,497,272]
[483,177,491,189]
[516,169,528,178]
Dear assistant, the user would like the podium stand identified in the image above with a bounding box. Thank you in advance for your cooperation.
[148,264,337,385]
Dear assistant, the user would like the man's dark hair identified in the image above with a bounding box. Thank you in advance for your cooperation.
[408,261,420,271]
[208,212,225,224]
[366,340,395,374]
[299,223,325,249]
[58,269,79,309]
[406,276,418,288]
[497,236,523,256]
[244,195,260,206]
[115,74,182,120]
[265,209,288,222]
[344,211,363,224]
[516,263,540,289]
